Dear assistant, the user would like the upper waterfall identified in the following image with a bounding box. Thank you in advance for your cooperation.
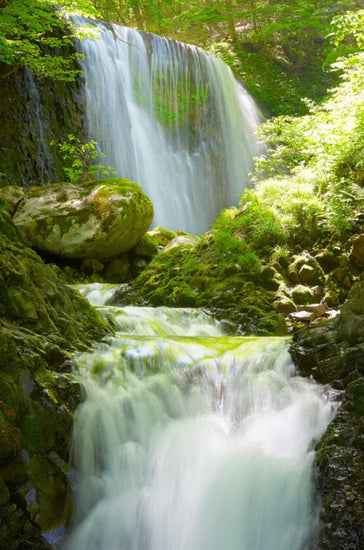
[75,21,262,234]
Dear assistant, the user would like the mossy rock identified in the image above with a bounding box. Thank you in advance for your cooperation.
[256,314,287,336]
[288,254,325,286]
[0,186,24,216]
[148,226,178,247]
[23,455,71,532]
[290,284,316,305]
[273,294,297,315]
[0,476,10,506]
[0,210,111,547]
[104,256,132,283]
[349,233,364,269]
[336,280,364,344]
[133,233,159,257]
[12,179,154,261]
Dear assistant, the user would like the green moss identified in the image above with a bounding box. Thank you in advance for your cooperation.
[211,41,337,117]
[27,456,72,531]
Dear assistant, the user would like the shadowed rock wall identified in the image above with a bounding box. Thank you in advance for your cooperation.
[0,57,84,187]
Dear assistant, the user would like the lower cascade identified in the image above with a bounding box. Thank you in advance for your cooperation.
[66,284,335,550]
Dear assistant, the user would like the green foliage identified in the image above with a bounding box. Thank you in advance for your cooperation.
[51,134,116,184]
[0,0,99,80]
[251,9,364,240]
[238,251,261,273]
[133,70,209,127]
[93,1,362,116]
[212,6,364,249]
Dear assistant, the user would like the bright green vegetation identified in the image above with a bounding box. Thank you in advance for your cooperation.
[127,9,363,332]
[134,71,209,126]
[51,134,116,184]
[94,0,363,115]
[251,10,364,239]
[1,1,362,114]
[0,0,99,80]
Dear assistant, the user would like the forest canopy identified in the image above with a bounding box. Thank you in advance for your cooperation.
[0,0,362,81]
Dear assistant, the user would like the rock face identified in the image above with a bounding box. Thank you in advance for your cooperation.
[349,234,364,269]
[0,212,109,548]
[337,280,364,343]
[12,179,154,261]
[0,60,84,187]
[290,281,364,550]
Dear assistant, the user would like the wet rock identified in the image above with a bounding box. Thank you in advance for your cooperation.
[290,286,364,550]
[290,284,316,305]
[0,212,109,547]
[288,254,325,286]
[12,179,153,260]
[0,59,84,187]
[349,234,364,269]
[148,226,178,247]
[104,256,132,283]
[337,280,364,343]
[133,233,159,257]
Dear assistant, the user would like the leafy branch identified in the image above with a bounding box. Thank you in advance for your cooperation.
[51,134,116,184]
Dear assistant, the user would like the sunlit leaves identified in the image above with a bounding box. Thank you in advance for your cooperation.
[0,0,99,80]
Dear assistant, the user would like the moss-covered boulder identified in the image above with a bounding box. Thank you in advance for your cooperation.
[287,253,325,286]
[147,226,178,247]
[133,233,159,257]
[12,179,153,261]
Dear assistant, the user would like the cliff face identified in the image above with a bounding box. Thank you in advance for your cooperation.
[0,56,84,187]
[0,211,109,548]
[290,284,364,550]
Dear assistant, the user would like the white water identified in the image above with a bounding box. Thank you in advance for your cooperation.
[24,68,55,183]
[66,284,335,550]
[75,21,262,234]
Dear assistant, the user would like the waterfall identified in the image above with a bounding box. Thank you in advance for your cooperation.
[65,284,335,550]
[23,68,57,184]
[75,21,262,234]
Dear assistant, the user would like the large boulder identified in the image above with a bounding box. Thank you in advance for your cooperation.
[12,179,153,261]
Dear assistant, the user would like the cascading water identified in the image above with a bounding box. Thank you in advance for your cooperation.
[75,21,262,234]
[23,68,56,184]
[65,284,335,550]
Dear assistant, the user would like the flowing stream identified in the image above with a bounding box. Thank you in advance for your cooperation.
[75,21,262,233]
[65,284,335,550]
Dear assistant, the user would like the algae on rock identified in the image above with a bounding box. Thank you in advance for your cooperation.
[0,211,109,549]
[12,178,154,261]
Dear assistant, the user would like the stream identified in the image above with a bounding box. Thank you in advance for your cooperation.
[65,283,335,550]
